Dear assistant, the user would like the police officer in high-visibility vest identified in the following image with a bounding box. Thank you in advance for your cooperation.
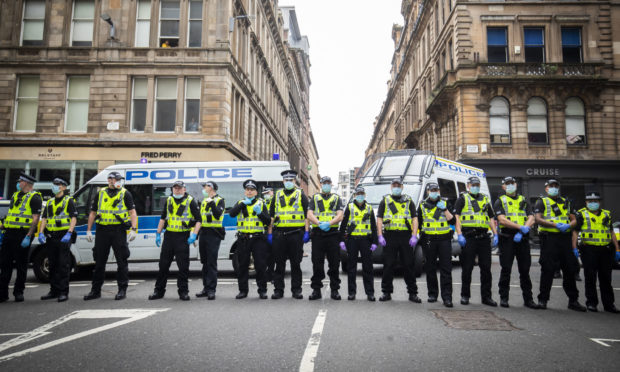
[84,171,138,301]
[262,186,276,282]
[493,177,539,309]
[454,176,499,307]
[418,182,456,307]
[228,179,271,299]
[38,178,77,302]
[572,192,619,313]
[149,181,201,301]
[339,186,378,301]
[376,178,421,303]
[0,172,42,303]
[307,176,344,301]
[269,170,310,300]
[534,179,585,311]
[195,181,225,300]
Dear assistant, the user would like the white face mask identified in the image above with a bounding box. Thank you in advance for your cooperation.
[114,180,124,189]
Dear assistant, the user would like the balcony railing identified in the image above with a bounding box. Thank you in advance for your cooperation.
[479,63,600,78]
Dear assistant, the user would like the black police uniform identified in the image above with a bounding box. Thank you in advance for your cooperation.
[198,195,225,296]
[154,193,201,297]
[308,192,343,293]
[377,195,418,297]
[454,192,495,301]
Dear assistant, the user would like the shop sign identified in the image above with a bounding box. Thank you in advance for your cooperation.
[37,148,62,159]
[526,168,560,176]
[140,152,182,159]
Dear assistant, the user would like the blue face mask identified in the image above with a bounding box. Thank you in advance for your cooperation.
[284,181,295,190]
[173,193,184,199]
[51,185,61,195]
[587,202,600,211]
[392,187,402,196]
[428,191,439,200]
[321,184,332,193]
[355,195,365,203]
[16,182,21,192]
[470,186,480,195]
[505,184,517,194]
[547,187,559,197]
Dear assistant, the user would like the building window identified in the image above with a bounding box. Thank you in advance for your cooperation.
[21,0,45,46]
[131,77,147,132]
[65,76,90,132]
[135,0,151,47]
[487,27,508,63]
[71,0,94,47]
[159,0,180,47]
[565,97,586,145]
[14,76,40,132]
[489,96,510,144]
[184,78,200,132]
[524,27,544,63]
[561,27,582,63]
[188,0,202,47]
[527,97,548,144]
[155,77,177,132]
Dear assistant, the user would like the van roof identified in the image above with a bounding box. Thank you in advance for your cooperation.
[103,161,291,170]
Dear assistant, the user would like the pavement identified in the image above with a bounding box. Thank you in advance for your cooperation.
[1,246,619,371]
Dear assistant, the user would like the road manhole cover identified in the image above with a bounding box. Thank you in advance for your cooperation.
[431,310,519,331]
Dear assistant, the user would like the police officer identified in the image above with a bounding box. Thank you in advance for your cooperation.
[228,179,270,299]
[262,186,276,282]
[307,176,343,301]
[376,178,421,303]
[84,171,138,301]
[418,182,456,307]
[534,179,586,311]
[572,192,619,313]
[195,181,225,300]
[269,170,310,299]
[38,178,77,302]
[339,186,377,301]
[454,176,498,306]
[494,177,539,309]
[0,172,41,302]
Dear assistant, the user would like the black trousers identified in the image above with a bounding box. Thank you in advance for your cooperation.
[198,229,222,293]
[0,228,30,298]
[346,237,374,296]
[91,225,129,292]
[265,242,275,282]
[46,233,72,295]
[273,230,303,294]
[236,236,268,293]
[461,235,493,300]
[422,237,452,301]
[155,231,190,295]
[580,244,615,308]
[310,231,341,291]
[498,234,533,302]
[381,232,417,295]
[538,233,579,303]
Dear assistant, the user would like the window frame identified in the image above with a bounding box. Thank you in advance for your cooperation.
[523,27,545,63]
[13,75,40,133]
[489,96,511,145]
[154,77,178,133]
[187,0,203,48]
[487,27,508,63]
[130,76,148,133]
[70,0,95,47]
[565,97,587,146]
[135,0,151,47]
[20,0,46,46]
[561,27,582,63]
[64,75,91,133]
[527,97,548,145]
[183,77,201,133]
[158,0,180,47]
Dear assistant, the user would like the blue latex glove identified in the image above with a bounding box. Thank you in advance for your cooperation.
[616,251,620,262]
[370,244,377,252]
[21,235,31,248]
[319,221,331,231]
[573,248,579,259]
[61,232,72,244]
[378,235,387,247]
[513,232,522,243]
[252,203,262,214]
[303,231,310,243]
[187,232,197,245]
[339,241,347,251]
[556,223,570,233]
[437,200,447,210]
[493,234,499,246]
[457,234,466,247]
[520,225,530,234]
[38,234,46,244]
[242,197,253,205]
[155,233,162,247]
[267,233,273,245]
[409,236,418,248]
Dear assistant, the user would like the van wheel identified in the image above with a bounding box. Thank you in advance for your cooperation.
[413,245,424,278]
[32,248,50,283]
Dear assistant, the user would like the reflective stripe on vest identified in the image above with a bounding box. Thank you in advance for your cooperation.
[383,195,412,231]
[237,201,265,233]
[499,194,527,227]
[274,189,305,227]
[4,191,41,229]
[459,194,490,228]
[538,197,570,233]
[578,208,612,246]
[421,204,451,235]
[46,195,73,231]
[166,196,193,232]
[348,202,372,236]
[97,188,129,225]
[311,193,339,228]
[200,196,223,228]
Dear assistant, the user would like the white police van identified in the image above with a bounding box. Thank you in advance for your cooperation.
[355,150,490,275]
[30,161,289,281]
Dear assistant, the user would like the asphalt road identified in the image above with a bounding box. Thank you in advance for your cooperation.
[1,247,619,371]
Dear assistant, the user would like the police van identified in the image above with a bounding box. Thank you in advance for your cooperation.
[355,149,490,275]
[30,161,289,281]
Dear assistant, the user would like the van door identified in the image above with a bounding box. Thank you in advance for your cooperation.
[72,184,100,264]
[124,184,158,260]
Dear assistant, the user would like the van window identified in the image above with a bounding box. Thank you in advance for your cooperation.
[124,184,152,215]
[152,186,172,216]
[438,178,458,209]
[73,184,100,225]
[457,182,467,195]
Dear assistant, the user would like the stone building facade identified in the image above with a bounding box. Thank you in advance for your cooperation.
[365,0,620,217]
[0,0,318,196]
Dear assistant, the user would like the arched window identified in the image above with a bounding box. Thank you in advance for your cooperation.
[565,97,586,145]
[527,97,548,144]
[489,96,510,144]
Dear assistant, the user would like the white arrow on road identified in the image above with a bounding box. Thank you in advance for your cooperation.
[590,338,620,347]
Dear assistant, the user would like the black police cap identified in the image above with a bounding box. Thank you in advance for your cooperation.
[391,178,403,185]
[426,182,439,190]
[172,180,185,188]
[320,176,332,184]
[354,186,365,194]
[52,177,69,186]
[107,171,124,180]
[202,181,218,190]
[18,172,37,184]
[501,176,516,184]
[545,179,560,186]
[467,176,481,185]
[262,186,273,194]
[585,191,601,200]
[281,169,298,179]
[243,179,258,189]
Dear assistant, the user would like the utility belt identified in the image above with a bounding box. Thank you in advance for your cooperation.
[420,232,452,242]
[578,243,613,250]
[348,235,372,240]
[200,226,225,239]
[462,229,489,240]
[311,228,339,237]
[43,229,77,243]
[236,232,264,240]
[274,228,304,237]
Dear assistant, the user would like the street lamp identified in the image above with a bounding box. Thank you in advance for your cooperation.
[100,13,116,40]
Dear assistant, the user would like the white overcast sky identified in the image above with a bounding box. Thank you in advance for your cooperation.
[279,0,403,182]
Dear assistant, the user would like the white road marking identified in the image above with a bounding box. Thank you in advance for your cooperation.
[0,308,168,363]
[0,333,31,337]
[590,338,620,347]
[299,309,327,372]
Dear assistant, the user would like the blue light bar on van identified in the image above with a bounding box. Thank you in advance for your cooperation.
[273,153,280,160]
[125,168,253,181]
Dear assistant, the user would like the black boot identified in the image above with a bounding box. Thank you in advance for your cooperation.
[330,290,341,300]
[115,289,126,300]
[83,291,101,301]
[41,292,59,300]
[379,293,391,302]
[309,290,321,300]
